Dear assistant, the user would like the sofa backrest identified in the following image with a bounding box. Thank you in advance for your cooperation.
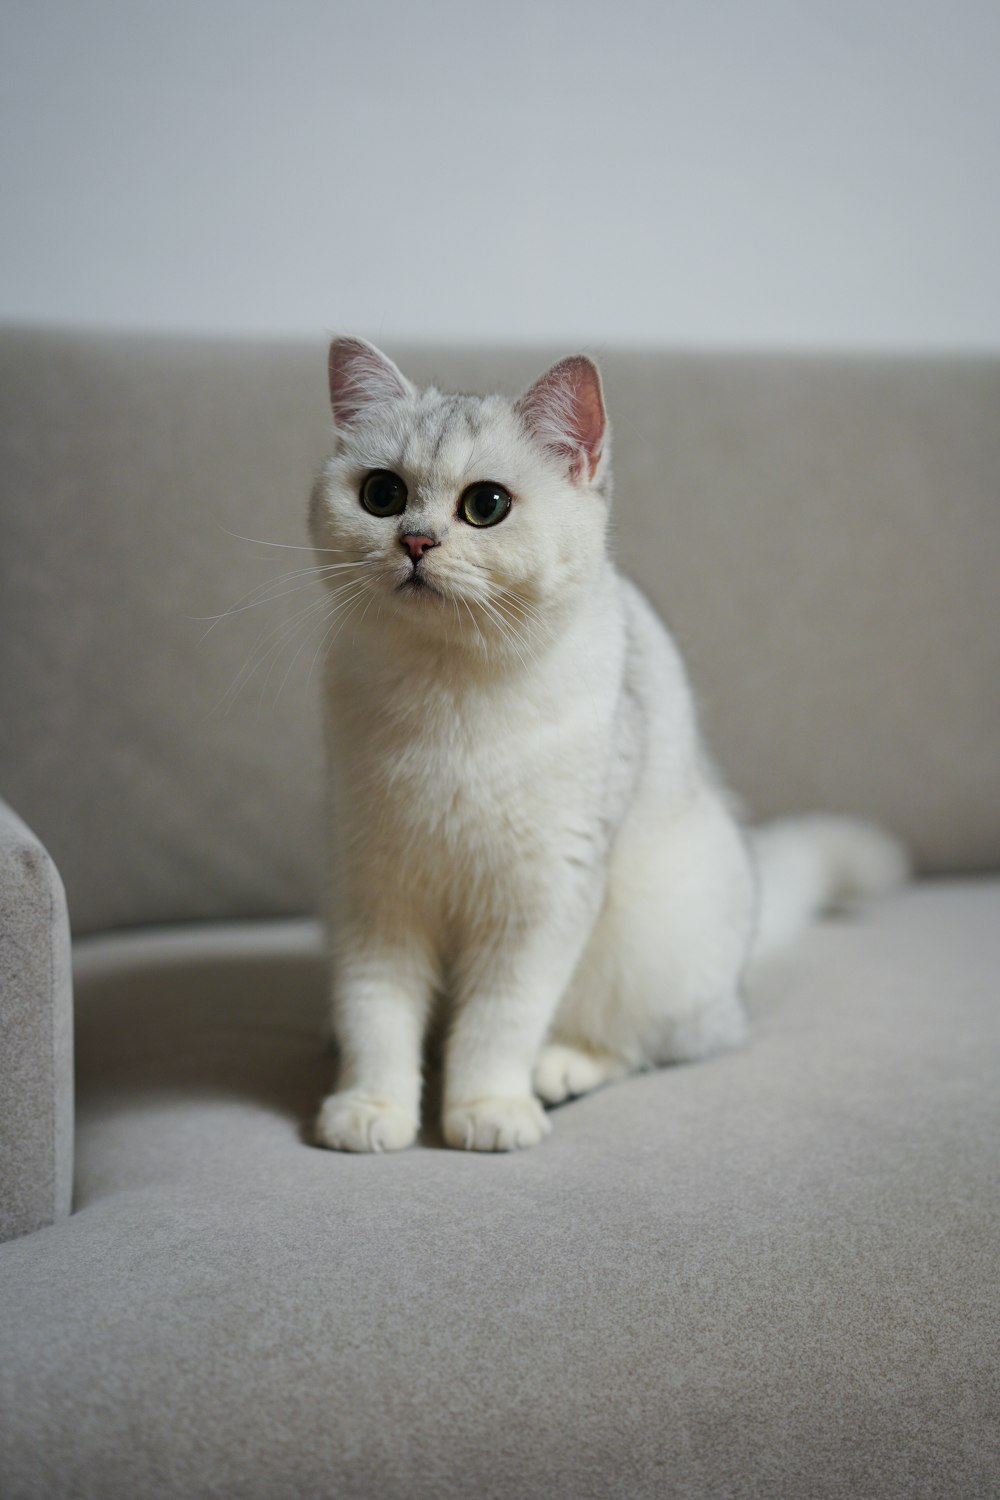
[2,329,998,935]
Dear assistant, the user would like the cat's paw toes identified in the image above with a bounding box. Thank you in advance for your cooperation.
[533,1043,626,1104]
[443,1096,552,1152]
[315,1092,417,1153]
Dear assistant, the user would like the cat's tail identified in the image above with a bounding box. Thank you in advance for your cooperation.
[748,814,910,964]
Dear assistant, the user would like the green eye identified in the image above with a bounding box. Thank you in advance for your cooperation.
[360,470,407,517]
[460,481,512,528]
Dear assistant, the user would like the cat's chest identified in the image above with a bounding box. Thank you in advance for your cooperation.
[333,675,608,849]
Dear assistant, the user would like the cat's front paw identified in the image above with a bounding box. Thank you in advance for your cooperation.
[442,1096,552,1152]
[315,1092,418,1153]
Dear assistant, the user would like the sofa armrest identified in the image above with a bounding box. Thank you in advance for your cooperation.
[0,797,73,1240]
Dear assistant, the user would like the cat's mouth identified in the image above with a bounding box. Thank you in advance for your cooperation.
[396,570,443,599]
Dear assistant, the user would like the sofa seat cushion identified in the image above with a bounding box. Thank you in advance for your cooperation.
[1,882,998,1499]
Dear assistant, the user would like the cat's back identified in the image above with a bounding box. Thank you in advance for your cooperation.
[612,570,704,788]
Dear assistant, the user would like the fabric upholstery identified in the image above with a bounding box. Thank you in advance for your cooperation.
[2,331,999,935]
[1,883,997,1498]
[0,796,73,1241]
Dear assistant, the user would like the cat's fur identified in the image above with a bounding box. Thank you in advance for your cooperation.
[308,339,907,1152]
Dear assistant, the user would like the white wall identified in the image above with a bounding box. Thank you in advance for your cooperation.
[2,0,998,347]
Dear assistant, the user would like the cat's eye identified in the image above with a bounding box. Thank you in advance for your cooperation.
[459,481,512,528]
[360,470,407,517]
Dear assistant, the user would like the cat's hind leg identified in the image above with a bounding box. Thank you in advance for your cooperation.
[547,785,755,1087]
[532,1042,629,1105]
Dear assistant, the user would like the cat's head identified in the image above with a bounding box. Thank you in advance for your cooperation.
[309,338,612,658]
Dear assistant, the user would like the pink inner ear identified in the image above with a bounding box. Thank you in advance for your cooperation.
[516,355,607,483]
[328,338,411,427]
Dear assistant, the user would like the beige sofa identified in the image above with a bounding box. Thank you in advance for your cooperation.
[1,329,998,1498]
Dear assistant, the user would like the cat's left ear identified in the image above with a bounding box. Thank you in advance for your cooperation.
[516,355,607,485]
[327,337,416,428]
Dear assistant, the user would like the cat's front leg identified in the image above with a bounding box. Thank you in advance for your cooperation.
[316,946,432,1153]
[442,920,591,1152]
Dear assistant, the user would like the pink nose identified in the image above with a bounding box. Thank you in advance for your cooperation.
[401,533,437,561]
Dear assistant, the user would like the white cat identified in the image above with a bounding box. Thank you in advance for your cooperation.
[308,339,907,1153]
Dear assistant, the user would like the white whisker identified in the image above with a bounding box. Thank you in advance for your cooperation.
[269,577,373,710]
[309,583,377,679]
[211,592,335,717]
[196,559,378,638]
[215,523,355,555]
[460,596,488,655]
[306,575,384,687]
[478,594,534,675]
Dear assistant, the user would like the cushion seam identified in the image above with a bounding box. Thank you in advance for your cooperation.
[47,862,57,1222]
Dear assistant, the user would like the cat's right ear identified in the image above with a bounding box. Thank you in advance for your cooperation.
[327,337,415,427]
